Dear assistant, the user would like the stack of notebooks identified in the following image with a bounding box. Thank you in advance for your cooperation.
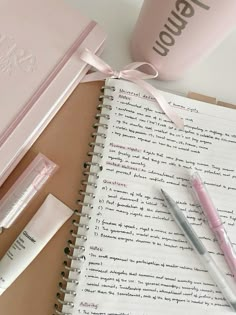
[1,2,236,315]
[0,0,106,186]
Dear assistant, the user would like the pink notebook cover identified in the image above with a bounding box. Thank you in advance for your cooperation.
[0,0,106,186]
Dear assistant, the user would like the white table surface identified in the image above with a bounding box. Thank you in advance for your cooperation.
[69,0,236,104]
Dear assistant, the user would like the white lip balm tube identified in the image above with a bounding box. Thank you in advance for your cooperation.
[0,194,73,295]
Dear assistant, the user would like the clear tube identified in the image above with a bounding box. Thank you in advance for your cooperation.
[0,153,58,232]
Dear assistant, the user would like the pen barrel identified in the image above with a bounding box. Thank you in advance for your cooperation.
[213,225,236,278]
[162,188,236,310]
[199,252,236,311]
[193,186,221,229]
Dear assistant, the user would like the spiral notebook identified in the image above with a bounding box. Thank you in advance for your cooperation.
[56,78,236,315]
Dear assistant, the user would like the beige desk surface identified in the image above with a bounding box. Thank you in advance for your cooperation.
[0,81,103,315]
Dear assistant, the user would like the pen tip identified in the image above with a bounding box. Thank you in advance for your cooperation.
[160,188,166,197]
[160,189,172,204]
[191,172,202,188]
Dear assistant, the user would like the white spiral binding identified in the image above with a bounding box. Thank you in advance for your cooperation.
[53,84,114,315]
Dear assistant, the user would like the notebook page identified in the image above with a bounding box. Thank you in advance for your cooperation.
[64,78,236,315]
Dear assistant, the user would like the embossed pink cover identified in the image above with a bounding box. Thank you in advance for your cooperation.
[0,0,106,186]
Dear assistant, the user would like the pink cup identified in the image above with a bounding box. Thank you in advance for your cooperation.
[131,0,236,80]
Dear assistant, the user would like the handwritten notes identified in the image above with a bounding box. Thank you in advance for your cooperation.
[64,79,236,315]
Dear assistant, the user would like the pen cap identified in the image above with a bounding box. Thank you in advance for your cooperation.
[191,172,222,228]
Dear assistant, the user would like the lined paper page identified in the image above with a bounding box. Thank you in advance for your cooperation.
[64,78,236,315]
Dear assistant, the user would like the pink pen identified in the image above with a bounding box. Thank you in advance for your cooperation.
[191,172,236,279]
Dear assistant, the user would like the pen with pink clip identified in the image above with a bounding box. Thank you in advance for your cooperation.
[191,172,236,279]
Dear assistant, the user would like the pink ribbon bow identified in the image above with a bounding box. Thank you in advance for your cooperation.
[80,48,184,129]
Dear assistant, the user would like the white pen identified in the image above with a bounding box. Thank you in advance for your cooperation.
[161,189,236,311]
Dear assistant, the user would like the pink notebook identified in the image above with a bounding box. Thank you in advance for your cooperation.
[0,0,106,186]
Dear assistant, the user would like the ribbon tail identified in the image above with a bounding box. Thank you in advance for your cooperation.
[78,48,183,128]
[81,71,108,83]
[132,79,184,129]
